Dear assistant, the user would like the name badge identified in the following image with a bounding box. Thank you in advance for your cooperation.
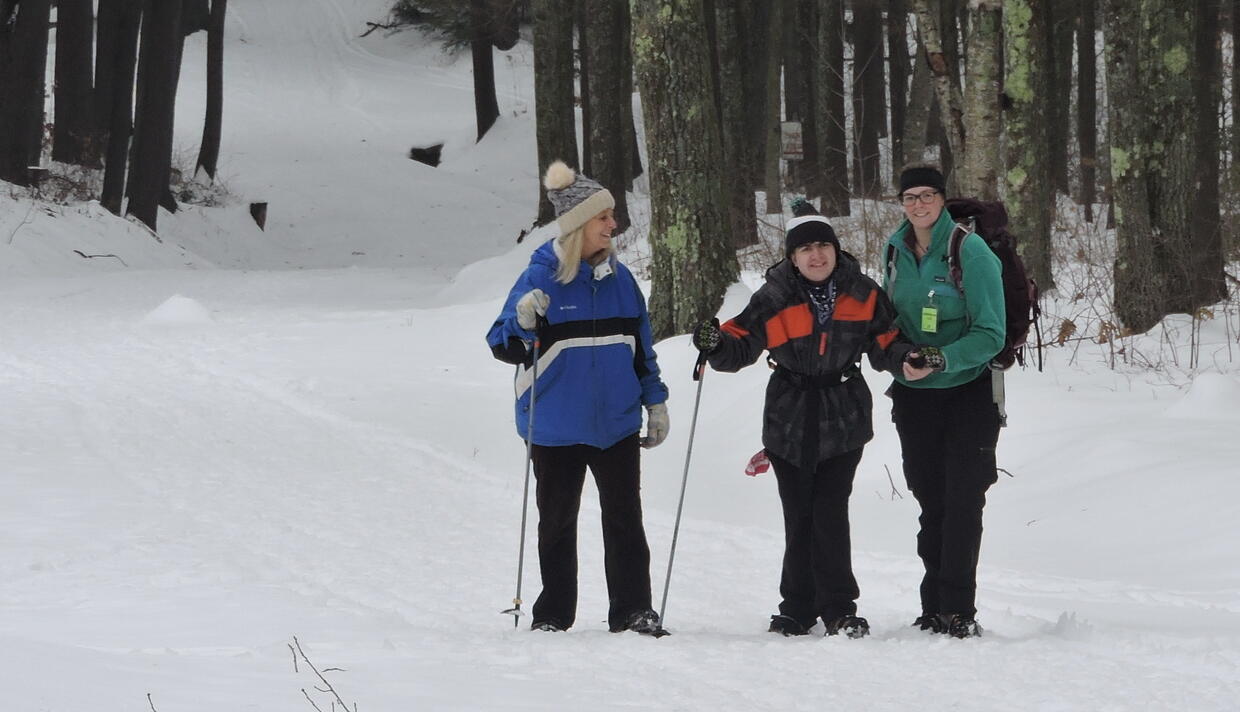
[921,289,939,333]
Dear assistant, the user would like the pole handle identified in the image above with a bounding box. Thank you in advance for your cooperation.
[692,349,708,382]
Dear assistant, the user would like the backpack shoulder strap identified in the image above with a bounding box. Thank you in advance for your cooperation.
[947,221,971,293]
[884,243,898,286]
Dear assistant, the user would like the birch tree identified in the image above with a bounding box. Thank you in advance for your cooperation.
[959,0,1000,200]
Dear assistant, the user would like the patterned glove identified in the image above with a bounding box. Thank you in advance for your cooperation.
[906,345,946,371]
[692,318,722,354]
[515,289,550,330]
[641,403,670,448]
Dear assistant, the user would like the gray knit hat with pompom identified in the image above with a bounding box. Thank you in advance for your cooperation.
[543,160,615,236]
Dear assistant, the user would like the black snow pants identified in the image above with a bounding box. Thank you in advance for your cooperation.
[768,447,865,628]
[529,433,652,631]
[891,371,1001,618]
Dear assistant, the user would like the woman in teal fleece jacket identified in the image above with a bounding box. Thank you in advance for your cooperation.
[884,164,1005,639]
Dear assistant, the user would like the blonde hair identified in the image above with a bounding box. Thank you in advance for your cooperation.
[553,223,612,285]
[554,227,584,285]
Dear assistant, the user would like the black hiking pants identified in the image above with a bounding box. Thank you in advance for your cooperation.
[769,447,865,628]
[891,371,1001,618]
[530,433,652,631]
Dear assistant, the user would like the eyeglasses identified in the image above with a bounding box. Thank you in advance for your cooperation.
[900,191,940,206]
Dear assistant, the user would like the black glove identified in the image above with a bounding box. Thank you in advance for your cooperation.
[692,318,723,354]
[906,345,945,371]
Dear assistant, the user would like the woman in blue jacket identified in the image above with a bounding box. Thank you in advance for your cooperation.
[487,161,669,635]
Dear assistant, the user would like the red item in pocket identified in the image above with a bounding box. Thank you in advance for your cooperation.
[745,449,771,477]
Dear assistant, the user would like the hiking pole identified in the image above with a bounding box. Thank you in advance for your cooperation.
[653,349,709,638]
[501,323,542,628]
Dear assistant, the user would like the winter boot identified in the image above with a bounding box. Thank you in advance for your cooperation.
[940,614,983,639]
[530,619,566,632]
[768,614,811,637]
[612,609,662,635]
[913,614,944,633]
[823,615,870,639]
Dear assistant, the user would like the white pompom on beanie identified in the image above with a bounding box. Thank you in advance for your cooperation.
[543,160,615,237]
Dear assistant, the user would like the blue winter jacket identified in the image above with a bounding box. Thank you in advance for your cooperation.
[487,239,669,449]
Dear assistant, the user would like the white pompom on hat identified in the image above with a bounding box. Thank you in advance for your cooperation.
[543,160,615,237]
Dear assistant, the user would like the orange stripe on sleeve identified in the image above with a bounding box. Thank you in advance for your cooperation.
[721,319,749,338]
[877,328,899,349]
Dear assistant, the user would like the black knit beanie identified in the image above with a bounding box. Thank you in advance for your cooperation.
[899,165,946,194]
[785,198,840,257]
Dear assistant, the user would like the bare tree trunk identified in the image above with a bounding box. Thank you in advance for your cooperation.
[741,1,773,190]
[127,0,185,232]
[911,0,966,184]
[0,0,52,186]
[1047,0,1076,195]
[577,0,592,175]
[1005,0,1055,291]
[937,0,961,182]
[1188,0,1226,308]
[584,0,630,232]
[888,0,910,188]
[533,0,579,224]
[902,35,933,165]
[1233,0,1240,195]
[182,0,210,34]
[784,0,819,197]
[762,0,784,214]
[471,0,501,142]
[53,0,96,166]
[1077,0,1097,222]
[195,0,228,181]
[959,0,1000,200]
[619,0,642,186]
[851,0,884,198]
[815,0,849,215]
[633,0,738,339]
[101,0,142,215]
[715,0,760,246]
[1103,0,1195,332]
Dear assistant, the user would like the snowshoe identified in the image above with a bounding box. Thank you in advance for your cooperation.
[823,615,870,639]
[913,614,944,633]
[940,614,983,639]
[768,614,811,637]
[611,609,664,636]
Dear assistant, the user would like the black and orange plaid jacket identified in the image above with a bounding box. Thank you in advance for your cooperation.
[708,252,912,469]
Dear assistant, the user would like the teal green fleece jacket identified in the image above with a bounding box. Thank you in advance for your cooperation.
[884,208,1005,389]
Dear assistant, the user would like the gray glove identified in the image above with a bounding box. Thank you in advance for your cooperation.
[641,403,670,448]
[516,289,550,330]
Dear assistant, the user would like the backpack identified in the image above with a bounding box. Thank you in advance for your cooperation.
[886,198,1042,370]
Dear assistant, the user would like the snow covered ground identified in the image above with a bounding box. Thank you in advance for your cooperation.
[3,0,1239,709]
